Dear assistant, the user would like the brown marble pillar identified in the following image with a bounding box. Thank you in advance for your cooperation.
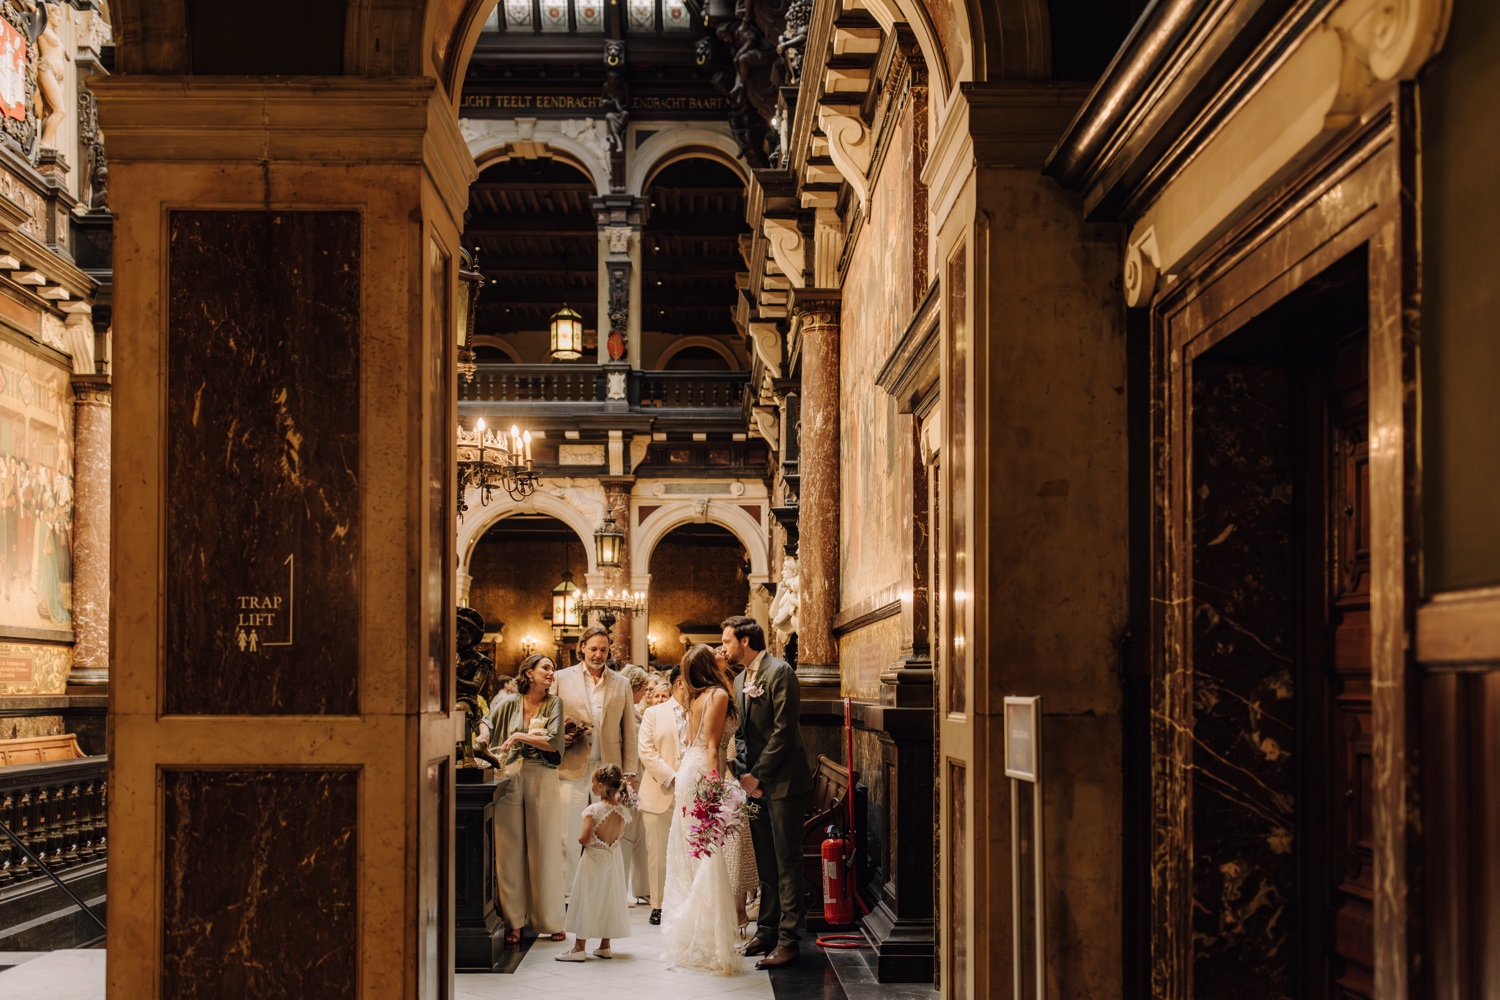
[68,376,110,688]
[601,477,633,663]
[791,291,841,688]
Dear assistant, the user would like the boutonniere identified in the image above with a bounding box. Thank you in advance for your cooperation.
[743,681,765,699]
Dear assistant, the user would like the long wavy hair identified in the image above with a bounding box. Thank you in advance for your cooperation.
[681,643,737,722]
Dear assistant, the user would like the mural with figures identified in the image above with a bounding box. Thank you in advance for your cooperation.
[839,105,913,612]
[0,339,74,695]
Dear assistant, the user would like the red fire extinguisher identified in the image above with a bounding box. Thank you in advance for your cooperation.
[821,824,854,927]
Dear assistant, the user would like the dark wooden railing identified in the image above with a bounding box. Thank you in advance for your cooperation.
[458,364,749,410]
[0,756,107,887]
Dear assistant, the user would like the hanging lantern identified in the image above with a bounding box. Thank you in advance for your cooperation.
[594,515,625,570]
[551,571,581,628]
[549,304,585,362]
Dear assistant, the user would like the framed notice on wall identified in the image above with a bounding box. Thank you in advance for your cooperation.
[1004,696,1041,782]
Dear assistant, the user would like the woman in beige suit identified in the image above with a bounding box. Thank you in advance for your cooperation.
[479,654,567,945]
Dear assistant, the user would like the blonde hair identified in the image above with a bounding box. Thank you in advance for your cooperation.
[593,762,625,802]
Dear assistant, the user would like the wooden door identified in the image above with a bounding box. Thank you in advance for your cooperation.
[1308,333,1375,999]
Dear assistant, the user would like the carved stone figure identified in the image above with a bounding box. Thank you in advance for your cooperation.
[602,42,630,156]
[777,0,811,83]
[31,1,66,149]
[769,555,800,644]
[607,261,629,360]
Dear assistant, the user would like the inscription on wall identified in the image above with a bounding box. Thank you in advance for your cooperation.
[166,211,361,716]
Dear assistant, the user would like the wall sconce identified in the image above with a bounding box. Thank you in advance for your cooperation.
[520,635,538,657]
[647,634,658,658]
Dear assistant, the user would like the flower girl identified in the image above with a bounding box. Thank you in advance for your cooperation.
[557,763,634,961]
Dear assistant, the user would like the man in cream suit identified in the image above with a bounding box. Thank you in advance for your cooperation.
[554,626,639,892]
[637,663,688,924]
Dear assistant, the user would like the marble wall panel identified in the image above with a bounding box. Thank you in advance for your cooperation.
[841,108,913,613]
[165,211,361,716]
[0,642,70,695]
[1190,364,1297,996]
[161,768,358,999]
[839,614,901,701]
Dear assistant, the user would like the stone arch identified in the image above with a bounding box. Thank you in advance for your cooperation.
[630,500,769,583]
[653,336,741,370]
[628,127,749,196]
[456,489,601,578]
[469,333,523,363]
[462,119,613,196]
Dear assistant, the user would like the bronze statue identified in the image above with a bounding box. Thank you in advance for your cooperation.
[456,607,503,768]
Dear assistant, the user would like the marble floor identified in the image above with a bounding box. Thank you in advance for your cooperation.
[458,905,939,1000]
[0,905,937,1000]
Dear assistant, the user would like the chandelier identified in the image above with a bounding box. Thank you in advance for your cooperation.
[456,418,540,518]
[575,587,646,637]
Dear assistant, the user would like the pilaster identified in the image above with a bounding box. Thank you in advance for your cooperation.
[66,375,109,689]
[790,289,841,691]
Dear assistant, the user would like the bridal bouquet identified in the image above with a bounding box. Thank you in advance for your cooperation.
[682,770,748,859]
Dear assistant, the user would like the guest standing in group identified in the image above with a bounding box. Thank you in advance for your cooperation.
[636,663,688,925]
[478,654,567,945]
[554,627,639,892]
[620,664,654,903]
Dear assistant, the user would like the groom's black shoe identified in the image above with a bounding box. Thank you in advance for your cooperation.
[755,946,800,969]
[742,936,775,957]
[649,909,661,925]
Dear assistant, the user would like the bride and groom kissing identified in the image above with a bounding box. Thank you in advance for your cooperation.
[660,616,814,975]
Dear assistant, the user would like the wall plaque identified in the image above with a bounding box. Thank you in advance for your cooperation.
[165,211,361,715]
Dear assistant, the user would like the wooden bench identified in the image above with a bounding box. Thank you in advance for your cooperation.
[802,754,857,927]
[0,734,87,769]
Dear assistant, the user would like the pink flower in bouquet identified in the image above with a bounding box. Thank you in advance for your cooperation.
[681,769,749,859]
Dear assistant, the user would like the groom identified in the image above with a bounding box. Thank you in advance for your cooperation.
[723,615,813,969]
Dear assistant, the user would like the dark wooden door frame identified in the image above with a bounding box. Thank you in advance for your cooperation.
[1144,90,1423,999]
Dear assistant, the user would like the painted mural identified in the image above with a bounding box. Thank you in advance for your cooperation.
[0,338,73,645]
[839,105,913,612]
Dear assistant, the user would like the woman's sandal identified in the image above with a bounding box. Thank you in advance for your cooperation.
[504,930,521,947]
[549,932,568,942]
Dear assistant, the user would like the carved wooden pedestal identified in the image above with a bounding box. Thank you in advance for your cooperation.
[455,773,507,972]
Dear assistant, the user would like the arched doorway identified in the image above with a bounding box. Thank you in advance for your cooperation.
[644,522,748,666]
[468,513,590,673]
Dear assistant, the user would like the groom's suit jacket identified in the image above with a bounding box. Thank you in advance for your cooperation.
[733,652,814,800]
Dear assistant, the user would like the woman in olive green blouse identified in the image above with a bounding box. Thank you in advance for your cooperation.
[479,654,567,944]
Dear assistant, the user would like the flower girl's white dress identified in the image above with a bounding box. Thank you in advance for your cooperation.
[660,711,745,975]
[564,801,633,940]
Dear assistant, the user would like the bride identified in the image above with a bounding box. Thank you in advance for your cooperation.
[660,644,746,976]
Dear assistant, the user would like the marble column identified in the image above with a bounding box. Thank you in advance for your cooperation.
[791,291,840,688]
[601,477,633,663]
[94,77,475,997]
[67,376,110,688]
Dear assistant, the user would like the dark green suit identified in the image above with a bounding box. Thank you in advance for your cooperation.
[733,652,813,948]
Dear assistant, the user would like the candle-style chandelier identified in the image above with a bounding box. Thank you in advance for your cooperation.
[456,418,541,517]
[575,586,646,638]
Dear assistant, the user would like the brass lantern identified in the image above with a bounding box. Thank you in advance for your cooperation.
[551,571,581,629]
[594,515,625,570]
[549,304,585,362]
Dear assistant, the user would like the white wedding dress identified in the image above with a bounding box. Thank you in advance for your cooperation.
[660,709,745,976]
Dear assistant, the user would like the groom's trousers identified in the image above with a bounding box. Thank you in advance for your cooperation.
[749,790,810,947]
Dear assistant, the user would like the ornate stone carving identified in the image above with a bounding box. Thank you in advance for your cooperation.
[1124,227,1160,309]
[777,0,811,83]
[602,41,630,157]
[769,554,800,644]
[558,118,612,169]
[817,106,873,209]
[34,1,66,149]
[606,370,627,400]
[0,2,38,159]
[752,406,779,446]
[605,226,633,255]
[747,319,783,377]
[606,260,630,360]
[791,295,840,329]
[546,482,607,531]
[762,217,805,287]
